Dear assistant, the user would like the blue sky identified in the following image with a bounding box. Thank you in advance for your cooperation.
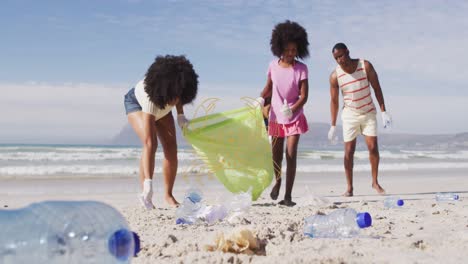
[1,0,468,143]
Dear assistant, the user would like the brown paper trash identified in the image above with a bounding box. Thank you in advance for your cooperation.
[204,228,259,255]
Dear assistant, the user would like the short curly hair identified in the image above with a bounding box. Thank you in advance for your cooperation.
[270,20,309,59]
[144,55,198,109]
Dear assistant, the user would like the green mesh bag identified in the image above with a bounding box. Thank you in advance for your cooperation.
[183,99,273,201]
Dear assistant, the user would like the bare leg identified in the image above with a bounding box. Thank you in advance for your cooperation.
[270,136,284,200]
[128,111,157,209]
[155,112,180,207]
[344,139,356,197]
[128,111,157,188]
[139,158,144,189]
[365,136,385,194]
[279,134,299,207]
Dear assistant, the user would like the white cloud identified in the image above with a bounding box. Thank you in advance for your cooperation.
[0,82,128,143]
[1,80,467,144]
[95,0,468,85]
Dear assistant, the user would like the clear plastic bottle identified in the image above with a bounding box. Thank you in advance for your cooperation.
[203,205,229,224]
[0,201,140,264]
[175,188,204,225]
[435,192,459,202]
[303,208,372,238]
[384,196,404,208]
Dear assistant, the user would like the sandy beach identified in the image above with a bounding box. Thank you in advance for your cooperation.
[2,168,467,264]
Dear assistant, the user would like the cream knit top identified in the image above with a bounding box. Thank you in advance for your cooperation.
[134,80,174,120]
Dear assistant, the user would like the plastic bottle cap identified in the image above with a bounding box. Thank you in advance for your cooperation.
[356,212,372,228]
[132,232,141,256]
[187,192,202,203]
[454,195,459,200]
[397,199,404,206]
[108,229,139,261]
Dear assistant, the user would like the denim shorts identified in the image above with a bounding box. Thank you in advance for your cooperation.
[124,88,142,115]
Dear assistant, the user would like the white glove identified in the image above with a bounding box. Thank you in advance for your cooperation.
[281,99,293,119]
[252,97,265,108]
[381,112,392,128]
[177,114,189,129]
[328,126,338,144]
[327,126,336,141]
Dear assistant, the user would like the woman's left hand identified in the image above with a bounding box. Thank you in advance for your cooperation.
[177,114,190,129]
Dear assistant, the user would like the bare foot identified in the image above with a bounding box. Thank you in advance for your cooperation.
[270,181,281,200]
[278,199,296,207]
[343,187,353,197]
[372,183,386,195]
[165,195,180,207]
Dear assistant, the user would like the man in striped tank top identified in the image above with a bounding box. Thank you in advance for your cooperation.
[328,43,392,197]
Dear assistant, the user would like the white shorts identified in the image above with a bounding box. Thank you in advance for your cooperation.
[341,108,377,142]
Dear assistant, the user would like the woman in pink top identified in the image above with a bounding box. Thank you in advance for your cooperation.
[260,20,310,207]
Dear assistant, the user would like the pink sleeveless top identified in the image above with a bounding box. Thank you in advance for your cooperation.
[336,59,375,114]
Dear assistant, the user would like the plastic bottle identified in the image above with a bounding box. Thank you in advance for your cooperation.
[435,192,459,202]
[175,188,204,225]
[384,196,404,208]
[303,208,372,238]
[0,201,140,264]
[202,205,229,224]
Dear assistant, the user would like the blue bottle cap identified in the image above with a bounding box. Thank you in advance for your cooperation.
[187,192,202,203]
[108,229,139,261]
[397,199,404,206]
[454,195,459,200]
[356,212,372,228]
[132,232,141,256]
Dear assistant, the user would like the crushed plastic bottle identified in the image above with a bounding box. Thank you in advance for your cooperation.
[176,187,253,225]
[384,196,404,208]
[435,192,459,202]
[0,201,140,264]
[176,187,205,225]
[304,208,372,238]
[201,205,229,224]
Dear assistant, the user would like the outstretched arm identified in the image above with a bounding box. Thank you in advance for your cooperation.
[175,101,190,129]
[142,112,157,180]
[330,71,339,126]
[176,102,184,115]
[365,61,386,112]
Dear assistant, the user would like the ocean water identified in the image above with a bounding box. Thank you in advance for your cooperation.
[1,144,468,179]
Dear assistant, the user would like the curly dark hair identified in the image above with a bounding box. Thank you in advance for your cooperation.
[270,20,309,59]
[332,43,348,52]
[144,55,198,108]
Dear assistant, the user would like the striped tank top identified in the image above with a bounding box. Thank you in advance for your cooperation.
[336,59,375,114]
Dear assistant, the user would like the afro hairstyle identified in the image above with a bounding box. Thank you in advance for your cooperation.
[270,20,309,59]
[144,55,198,109]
